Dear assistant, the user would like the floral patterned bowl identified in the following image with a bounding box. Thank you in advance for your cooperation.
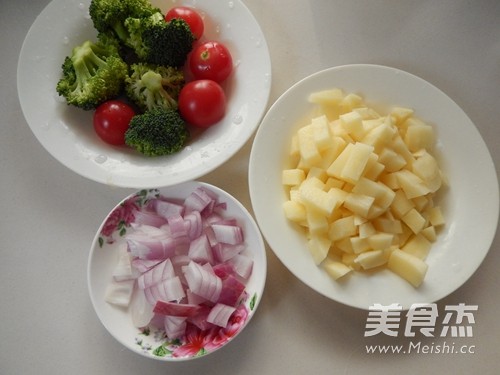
[87,181,267,360]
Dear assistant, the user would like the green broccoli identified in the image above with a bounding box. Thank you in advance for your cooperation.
[125,13,195,67]
[56,36,128,110]
[125,108,189,156]
[125,63,184,112]
[88,0,160,44]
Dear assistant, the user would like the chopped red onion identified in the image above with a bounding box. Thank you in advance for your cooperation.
[207,303,236,328]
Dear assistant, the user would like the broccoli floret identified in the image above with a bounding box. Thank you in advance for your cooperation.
[125,63,184,112]
[89,0,160,44]
[125,108,189,156]
[56,37,128,110]
[125,13,195,67]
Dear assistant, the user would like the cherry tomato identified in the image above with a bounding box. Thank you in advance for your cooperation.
[93,100,136,145]
[165,6,204,40]
[178,80,226,128]
[189,41,233,83]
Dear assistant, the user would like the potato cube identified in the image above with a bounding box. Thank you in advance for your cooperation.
[390,107,414,126]
[312,115,333,151]
[361,122,396,152]
[306,167,327,182]
[306,209,329,235]
[341,253,360,270]
[378,147,407,172]
[362,154,385,181]
[355,250,388,270]
[307,235,331,265]
[390,189,415,218]
[340,142,374,182]
[350,236,371,254]
[297,125,321,166]
[428,206,445,227]
[339,93,364,113]
[404,118,435,152]
[344,192,375,218]
[395,170,431,199]
[340,111,365,140]
[282,169,306,186]
[335,237,353,253]
[359,221,377,238]
[402,233,431,259]
[368,232,394,250]
[329,215,357,241]
[299,184,338,216]
[387,249,428,287]
[373,217,403,234]
[327,142,354,178]
[401,208,426,234]
[412,151,442,193]
[283,200,306,224]
[421,226,437,242]
[322,258,352,280]
[308,88,344,106]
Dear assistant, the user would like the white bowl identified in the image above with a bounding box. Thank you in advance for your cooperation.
[18,0,271,188]
[87,181,267,360]
[249,64,499,310]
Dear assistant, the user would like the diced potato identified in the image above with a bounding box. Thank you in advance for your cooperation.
[350,236,371,254]
[402,234,431,259]
[282,169,306,186]
[361,122,396,152]
[359,221,377,238]
[340,111,365,140]
[297,125,321,167]
[421,226,437,242]
[387,249,428,287]
[344,193,375,218]
[326,142,354,178]
[362,154,385,181]
[308,88,344,106]
[390,189,415,218]
[390,106,414,126]
[404,118,435,152]
[299,184,338,216]
[412,151,442,193]
[306,209,329,235]
[339,93,364,113]
[283,200,306,224]
[307,236,332,265]
[355,250,388,270]
[373,217,403,234]
[401,208,426,234]
[340,142,374,182]
[312,115,333,151]
[428,206,445,227]
[378,147,407,172]
[322,258,352,280]
[395,169,431,199]
[282,88,445,287]
[306,167,327,182]
[368,232,394,250]
[329,215,357,241]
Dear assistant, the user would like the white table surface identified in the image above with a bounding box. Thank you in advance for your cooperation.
[2,0,499,374]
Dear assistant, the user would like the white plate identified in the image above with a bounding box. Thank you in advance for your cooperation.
[18,0,271,188]
[87,181,267,360]
[249,64,499,310]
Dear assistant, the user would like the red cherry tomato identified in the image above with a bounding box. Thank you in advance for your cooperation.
[165,6,204,40]
[178,80,226,128]
[189,41,233,83]
[93,100,136,145]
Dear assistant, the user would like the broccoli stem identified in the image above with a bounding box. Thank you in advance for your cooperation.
[141,71,177,108]
[71,41,108,87]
